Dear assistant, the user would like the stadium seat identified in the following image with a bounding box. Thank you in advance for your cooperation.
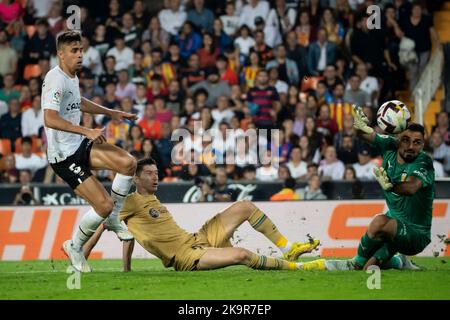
[301,76,323,92]
[14,137,41,154]
[0,139,12,155]
[23,64,42,81]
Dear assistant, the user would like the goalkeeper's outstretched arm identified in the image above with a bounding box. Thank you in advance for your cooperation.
[352,105,376,143]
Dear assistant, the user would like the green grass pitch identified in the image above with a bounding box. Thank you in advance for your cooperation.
[0,257,449,300]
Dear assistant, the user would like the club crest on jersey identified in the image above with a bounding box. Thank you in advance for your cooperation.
[401,172,408,182]
[149,208,159,218]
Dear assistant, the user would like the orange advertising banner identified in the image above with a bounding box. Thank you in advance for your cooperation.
[1,201,449,261]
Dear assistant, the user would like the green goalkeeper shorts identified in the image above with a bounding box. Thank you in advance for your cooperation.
[391,217,431,255]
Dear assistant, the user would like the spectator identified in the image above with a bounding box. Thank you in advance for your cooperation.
[21,95,43,138]
[216,54,238,86]
[140,138,162,169]
[198,167,233,202]
[125,124,144,153]
[344,74,371,107]
[120,12,139,49]
[323,64,344,90]
[307,28,337,76]
[238,0,270,31]
[0,30,17,77]
[270,177,300,201]
[305,162,319,181]
[132,0,151,35]
[154,97,173,124]
[22,18,55,64]
[285,30,307,81]
[320,7,344,45]
[212,18,233,54]
[105,115,130,147]
[328,83,354,132]
[91,24,110,58]
[246,69,279,130]
[212,96,234,129]
[189,66,231,108]
[158,0,186,36]
[220,1,239,37]
[286,145,307,179]
[164,42,183,75]
[295,174,327,200]
[353,144,377,180]
[251,30,272,66]
[242,164,257,181]
[81,36,103,76]
[46,2,64,37]
[268,67,288,97]
[354,62,379,107]
[0,98,21,142]
[266,44,299,86]
[187,0,215,34]
[318,145,345,180]
[175,21,203,60]
[303,116,323,154]
[14,137,47,177]
[138,104,162,140]
[142,16,170,52]
[256,150,279,181]
[0,73,20,103]
[81,70,104,100]
[0,154,18,183]
[197,32,220,69]
[336,134,358,165]
[115,69,136,100]
[400,2,439,90]
[432,111,450,145]
[242,51,262,90]
[98,56,118,89]
[264,0,296,48]
[155,122,173,170]
[106,32,134,72]
[293,10,317,48]
[334,113,356,151]
[343,164,365,199]
[316,103,339,137]
[234,24,256,58]
[430,131,450,175]
[146,73,168,103]
[292,102,307,137]
[277,164,292,181]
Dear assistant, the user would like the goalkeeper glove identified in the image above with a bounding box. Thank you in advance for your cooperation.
[352,104,374,134]
[373,167,393,191]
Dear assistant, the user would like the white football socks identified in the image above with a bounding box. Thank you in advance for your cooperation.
[72,208,105,251]
[108,173,133,223]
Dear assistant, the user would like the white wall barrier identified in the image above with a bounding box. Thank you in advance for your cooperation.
[1,200,449,261]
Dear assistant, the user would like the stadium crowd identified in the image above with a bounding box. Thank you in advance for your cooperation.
[0,0,448,202]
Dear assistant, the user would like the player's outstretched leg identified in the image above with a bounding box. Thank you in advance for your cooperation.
[196,247,326,271]
[353,214,397,269]
[216,200,320,261]
[90,143,137,240]
[64,176,114,272]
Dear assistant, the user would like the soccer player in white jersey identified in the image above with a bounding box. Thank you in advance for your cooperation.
[42,31,137,272]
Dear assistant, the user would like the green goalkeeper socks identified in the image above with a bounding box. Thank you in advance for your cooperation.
[355,232,384,267]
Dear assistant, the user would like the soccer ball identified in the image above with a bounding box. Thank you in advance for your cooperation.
[376,100,411,134]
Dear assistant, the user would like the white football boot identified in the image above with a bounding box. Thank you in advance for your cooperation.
[398,254,421,270]
[104,216,134,241]
[63,240,92,273]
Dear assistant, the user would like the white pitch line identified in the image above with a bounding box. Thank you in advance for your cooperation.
[0,267,124,274]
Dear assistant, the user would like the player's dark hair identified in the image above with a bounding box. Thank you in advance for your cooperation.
[56,31,82,50]
[136,157,157,176]
[406,123,425,137]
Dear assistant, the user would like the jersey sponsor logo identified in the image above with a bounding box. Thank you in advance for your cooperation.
[149,208,159,218]
[413,169,426,179]
[66,102,81,111]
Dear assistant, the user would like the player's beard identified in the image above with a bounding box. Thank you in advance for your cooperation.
[399,150,417,163]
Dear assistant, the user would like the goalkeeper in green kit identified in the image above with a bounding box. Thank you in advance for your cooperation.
[326,105,434,271]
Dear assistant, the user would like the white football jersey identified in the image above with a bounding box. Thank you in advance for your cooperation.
[42,66,84,163]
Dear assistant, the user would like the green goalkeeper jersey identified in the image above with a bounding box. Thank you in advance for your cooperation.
[372,134,435,235]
